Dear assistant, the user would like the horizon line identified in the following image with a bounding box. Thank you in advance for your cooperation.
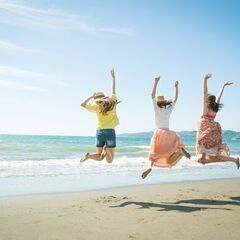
[0,129,239,138]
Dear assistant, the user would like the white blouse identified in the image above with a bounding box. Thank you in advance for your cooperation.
[152,99,175,129]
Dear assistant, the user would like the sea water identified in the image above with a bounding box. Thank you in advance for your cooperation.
[0,131,239,196]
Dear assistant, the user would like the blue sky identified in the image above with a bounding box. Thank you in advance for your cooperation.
[0,0,239,136]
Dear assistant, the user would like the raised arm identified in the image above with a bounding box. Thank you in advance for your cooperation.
[80,93,95,107]
[202,73,212,115]
[110,68,116,95]
[216,82,233,103]
[151,76,160,99]
[172,81,179,103]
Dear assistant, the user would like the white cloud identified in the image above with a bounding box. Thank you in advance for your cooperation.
[0,79,45,92]
[0,66,66,86]
[0,65,67,92]
[0,39,45,53]
[0,0,134,35]
[99,27,135,36]
[0,66,53,81]
[0,39,26,50]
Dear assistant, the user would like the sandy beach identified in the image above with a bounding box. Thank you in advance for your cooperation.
[1,178,240,240]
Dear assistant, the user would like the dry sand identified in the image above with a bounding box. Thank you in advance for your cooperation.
[1,179,240,240]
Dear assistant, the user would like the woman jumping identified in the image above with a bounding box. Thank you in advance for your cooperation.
[80,69,119,164]
[196,73,239,168]
[142,76,191,179]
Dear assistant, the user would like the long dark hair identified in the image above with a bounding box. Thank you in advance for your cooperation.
[157,100,173,108]
[207,95,223,112]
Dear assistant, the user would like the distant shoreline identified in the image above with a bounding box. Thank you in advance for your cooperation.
[0,130,239,138]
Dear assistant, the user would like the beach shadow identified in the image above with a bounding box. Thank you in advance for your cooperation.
[162,198,240,207]
[110,201,231,213]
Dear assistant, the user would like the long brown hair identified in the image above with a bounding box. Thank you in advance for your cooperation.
[99,97,117,115]
[157,100,173,108]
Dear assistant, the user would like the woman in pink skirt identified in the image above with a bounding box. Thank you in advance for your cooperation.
[196,73,239,168]
[142,76,191,179]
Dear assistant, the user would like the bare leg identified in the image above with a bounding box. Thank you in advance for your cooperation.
[100,145,107,159]
[142,150,184,179]
[80,147,104,163]
[181,148,191,159]
[142,161,154,179]
[105,147,115,164]
[201,155,240,169]
[168,149,184,166]
[196,152,206,164]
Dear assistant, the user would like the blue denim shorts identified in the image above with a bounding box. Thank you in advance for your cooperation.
[96,129,116,148]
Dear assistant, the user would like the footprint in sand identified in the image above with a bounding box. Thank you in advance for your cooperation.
[63,205,82,211]
[96,196,129,204]
[138,218,148,224]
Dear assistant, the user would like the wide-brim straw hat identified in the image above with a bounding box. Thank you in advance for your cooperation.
[155,95,165,102]
[94,92,105,100]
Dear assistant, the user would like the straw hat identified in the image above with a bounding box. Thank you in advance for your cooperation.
[94,92,105,100]
[156,96,165,102]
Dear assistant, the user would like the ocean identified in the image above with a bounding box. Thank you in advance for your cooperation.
[0,131,239,197]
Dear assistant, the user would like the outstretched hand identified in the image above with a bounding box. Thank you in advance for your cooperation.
[224,82,234,87]
[204,73,212,80]
[175,81,179,87]
[154,76,160,82]
[110,68,115,79]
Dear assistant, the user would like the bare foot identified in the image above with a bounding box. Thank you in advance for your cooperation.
[181,148,191,159]
[141,168,152,179]
[196,152,206,164]
[236,157,239,169]
[80,153,89,164]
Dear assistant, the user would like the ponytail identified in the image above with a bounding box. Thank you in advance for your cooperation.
[207,95,223,112]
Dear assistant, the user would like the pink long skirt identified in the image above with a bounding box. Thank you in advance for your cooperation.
[149,129,184,167]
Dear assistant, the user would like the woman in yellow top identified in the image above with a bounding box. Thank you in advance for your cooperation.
[80,69,120,164]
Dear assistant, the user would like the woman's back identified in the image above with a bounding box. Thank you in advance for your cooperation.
[152,99,175,129]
